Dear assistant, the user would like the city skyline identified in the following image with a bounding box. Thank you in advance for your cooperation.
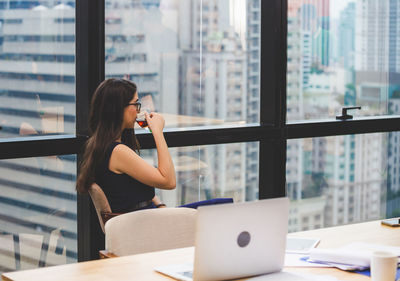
[0,0,399,273]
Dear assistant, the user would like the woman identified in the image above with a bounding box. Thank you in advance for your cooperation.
[76,78,176,213]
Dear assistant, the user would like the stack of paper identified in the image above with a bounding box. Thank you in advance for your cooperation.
[307,242,400,270]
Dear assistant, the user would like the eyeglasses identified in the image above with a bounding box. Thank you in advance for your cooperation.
[127,102,141,112]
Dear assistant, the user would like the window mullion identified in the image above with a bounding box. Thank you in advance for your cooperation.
[259,0,288,199]
[76,0,105,262]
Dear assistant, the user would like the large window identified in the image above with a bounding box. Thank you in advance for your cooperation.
[0,0,399,270]
[285,0,400,233]
[287,0,400,121]
[0,2,76,139]
[287,133,400,232]
[0,1,77,274]
[105,0,260,128]
[0,155,77,272]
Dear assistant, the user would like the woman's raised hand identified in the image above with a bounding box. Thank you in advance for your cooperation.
[145,112,165,133]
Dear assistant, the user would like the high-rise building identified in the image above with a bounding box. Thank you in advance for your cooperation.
[288,196,326,232]
[105,2,179,114]
[245,0,260,201]
[387,93,400,217]
[337,2,355,69]
[388,94,400,194]
[356,0,390,73]
[286,2,305,205]
[288,0,330,88]
[355,0,400,111]
[178,0,247,203]
[388,0,400,74]
[0,2,75,137]
[301,133,384,227]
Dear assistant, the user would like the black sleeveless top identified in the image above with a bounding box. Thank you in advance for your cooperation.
[95,142,155,213]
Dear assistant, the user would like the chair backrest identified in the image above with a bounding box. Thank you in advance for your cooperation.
[105,207,197,256]
[88,183,112,233]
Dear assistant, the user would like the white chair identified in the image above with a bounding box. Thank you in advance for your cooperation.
[104,207,197,257]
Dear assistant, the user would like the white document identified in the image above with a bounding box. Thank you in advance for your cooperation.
[284,253,331,267]
[154,263,193,281]
[309,248,371,267]
[308,242,400,270]
[286,237,320,254]
[343,242,400,256]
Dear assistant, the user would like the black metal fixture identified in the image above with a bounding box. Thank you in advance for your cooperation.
[336,106,362,120]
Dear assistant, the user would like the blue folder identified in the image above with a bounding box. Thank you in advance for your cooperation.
[179,198,233,209]
[355,267,400,278]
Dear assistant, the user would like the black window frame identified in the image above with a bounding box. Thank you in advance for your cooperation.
[0,0,399,261]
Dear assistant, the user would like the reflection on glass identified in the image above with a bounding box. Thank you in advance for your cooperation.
[0,2,76,139]
[0,155,77,274]
[105,0,260,128]
[286,133,400,233]
[287,0,400,121]
[141,142,259,206]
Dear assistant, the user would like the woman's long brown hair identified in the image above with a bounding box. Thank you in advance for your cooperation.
[76,78,140,194]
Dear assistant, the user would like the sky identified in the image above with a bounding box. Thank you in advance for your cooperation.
[330,0,355,19]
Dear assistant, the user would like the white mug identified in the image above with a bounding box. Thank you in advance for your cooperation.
[370,251,398,281]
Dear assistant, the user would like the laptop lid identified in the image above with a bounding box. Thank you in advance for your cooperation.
[193,197,289,281]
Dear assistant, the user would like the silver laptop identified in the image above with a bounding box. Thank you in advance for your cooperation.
[155,197,289,281]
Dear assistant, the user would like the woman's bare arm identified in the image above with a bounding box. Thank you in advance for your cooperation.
[110,112,176,189]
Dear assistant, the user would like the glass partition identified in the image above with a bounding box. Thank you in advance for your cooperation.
[0,155,77,273]
[287,0,400,121]
[0,2,76,139]
[286,133,399,233]
[105,0,261,129]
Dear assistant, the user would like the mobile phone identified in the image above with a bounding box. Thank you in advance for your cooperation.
[381,218,400,227]
[286,237,320,254]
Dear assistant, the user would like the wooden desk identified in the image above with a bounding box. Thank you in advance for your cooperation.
[2,220,399,281]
